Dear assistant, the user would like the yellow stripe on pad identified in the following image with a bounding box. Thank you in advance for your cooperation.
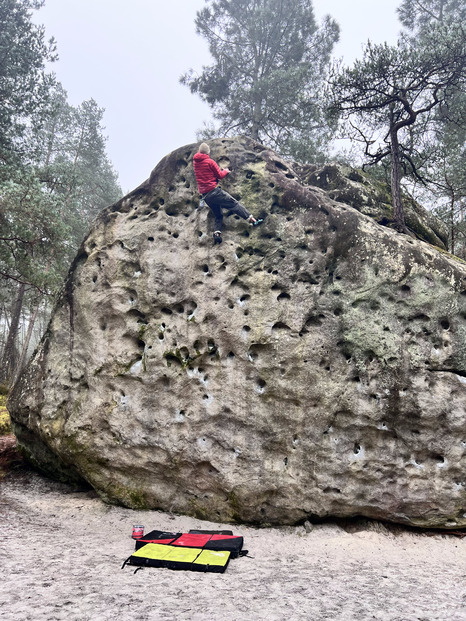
[163,547,203,562]
[193,550,230,566]
[131,543,175,560]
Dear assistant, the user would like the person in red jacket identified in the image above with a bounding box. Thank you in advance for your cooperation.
[193,142,262,244]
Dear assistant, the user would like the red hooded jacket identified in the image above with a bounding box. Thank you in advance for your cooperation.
[193,152,229,194]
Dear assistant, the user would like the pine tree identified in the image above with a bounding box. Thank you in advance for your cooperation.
[181,0,339,162]
[330,24,466,232]
[0,3,122,384]
[0,0,57,168]
[397,0,466,254]
[397,0,465,31]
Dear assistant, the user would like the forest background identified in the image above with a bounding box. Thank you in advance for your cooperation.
[0,0,465,390]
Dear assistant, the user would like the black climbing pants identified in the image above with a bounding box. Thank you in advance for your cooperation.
[203,186,251,232]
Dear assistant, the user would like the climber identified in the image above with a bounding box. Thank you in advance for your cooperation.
[193,142,263,244]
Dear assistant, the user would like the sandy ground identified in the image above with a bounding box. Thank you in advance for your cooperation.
[1,450,466,620]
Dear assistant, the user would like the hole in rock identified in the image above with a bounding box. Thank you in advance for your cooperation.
[411,313,430,322]
[304,315,323,328]
[127,309,147,321]
[272,322,291,331]
[187,302,198,316]
[273,160,288,172]
[207,340,218,354]
[165,354,182,368]
[179,346,190,360]
[277,292,291,301]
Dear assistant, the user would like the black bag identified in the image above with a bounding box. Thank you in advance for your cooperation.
[171,532,244,559]
[134,530,181,551]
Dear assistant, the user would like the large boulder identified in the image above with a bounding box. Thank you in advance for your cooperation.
[8,136,466,528]
[297,162,449,249]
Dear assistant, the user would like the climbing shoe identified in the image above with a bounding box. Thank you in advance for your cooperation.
[253,218,264,227]
[213,231,222,244]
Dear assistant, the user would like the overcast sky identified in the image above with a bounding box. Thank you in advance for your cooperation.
[34,0,403,193]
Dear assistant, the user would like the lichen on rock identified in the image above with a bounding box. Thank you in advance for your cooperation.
[8,136,466,529]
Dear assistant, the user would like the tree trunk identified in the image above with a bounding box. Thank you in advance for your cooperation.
[0,283,25,386]
[389,127,407,232]
[251,97,261,141]
[450,195,455,255]
[12,300,41,385]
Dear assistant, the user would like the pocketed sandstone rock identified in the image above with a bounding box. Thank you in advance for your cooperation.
[8,136,466,528]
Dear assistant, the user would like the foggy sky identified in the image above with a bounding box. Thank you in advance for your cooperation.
[34,0,402,193]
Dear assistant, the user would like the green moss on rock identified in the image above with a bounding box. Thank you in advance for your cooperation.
[0,395,11,435]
